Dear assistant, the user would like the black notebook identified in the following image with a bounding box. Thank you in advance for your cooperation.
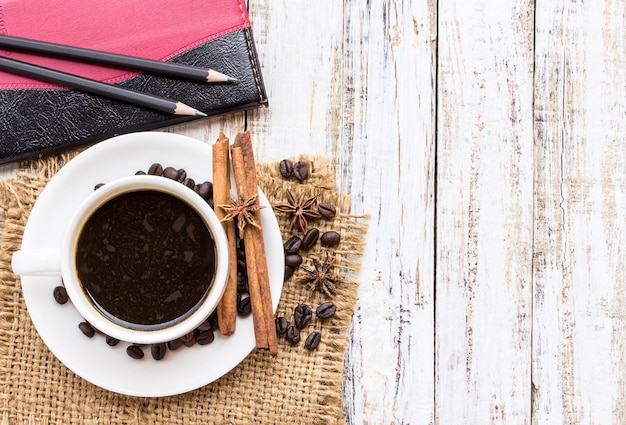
[0,0,267,164]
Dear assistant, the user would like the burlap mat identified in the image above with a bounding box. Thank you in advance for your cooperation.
[0,151,367,425]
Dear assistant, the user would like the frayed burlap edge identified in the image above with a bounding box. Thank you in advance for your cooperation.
[0,152,368,425]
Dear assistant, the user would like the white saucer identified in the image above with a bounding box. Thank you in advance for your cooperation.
[17,131,284,397]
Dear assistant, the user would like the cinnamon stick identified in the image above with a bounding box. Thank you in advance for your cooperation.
[212,131,237,336]
[237,131,278,355]
[230,132,277,355]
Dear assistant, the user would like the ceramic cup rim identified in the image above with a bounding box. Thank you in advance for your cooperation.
[60,175,229,345]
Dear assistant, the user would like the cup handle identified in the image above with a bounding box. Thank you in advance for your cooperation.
[11,248,62,276]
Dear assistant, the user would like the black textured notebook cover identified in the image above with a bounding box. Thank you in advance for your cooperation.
[0,6,267,164]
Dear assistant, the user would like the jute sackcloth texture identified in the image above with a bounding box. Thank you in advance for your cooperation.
[0,151,367,425]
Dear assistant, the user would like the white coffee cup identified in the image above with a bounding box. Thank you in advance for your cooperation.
[12,175,229,345]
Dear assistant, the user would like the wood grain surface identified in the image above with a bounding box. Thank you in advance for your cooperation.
[2,0,624,423]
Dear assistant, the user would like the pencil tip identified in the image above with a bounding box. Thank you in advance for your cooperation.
[174,102,206,117]
[207,69,237,83]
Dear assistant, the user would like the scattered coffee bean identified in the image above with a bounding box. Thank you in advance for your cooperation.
[127,344,144,359]
[197,329,215,345]
[135,170,146,175]
[284,265,295,281]
[105,335,120,346]
[167,338,184,351]
[181,331,197,347]
[286,326,300,344]
[182,178,196,189]
[318,203,336,218]
[237,295,252,316]
[209,311,219,331]
[237,271,249,293]
[176,168,187,183]
[148,163,163,176]
[195,181,213,200]
[320,231,341,246]
[285,253,303,268]
[316,302,336,319]
[293,161,309,182]
[275,316,289,335]
[94,183,105,190]
[162,166,179,180]
[53,285,69,304]
[78,321,95,338]
[294,304,313,329]
[196,320,212,332]
[301,228,320,250]
[151,343,167,360]
[284,235,302,254]
[305,331,322,350]
[279,159,294,178]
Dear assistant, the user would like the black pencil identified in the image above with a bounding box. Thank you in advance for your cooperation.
[0,56,207,117]
[0,34,236,83]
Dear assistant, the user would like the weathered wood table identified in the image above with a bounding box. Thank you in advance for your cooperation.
[2,1,624,423]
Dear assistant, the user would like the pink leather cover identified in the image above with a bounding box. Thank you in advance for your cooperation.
[0,0,251,87]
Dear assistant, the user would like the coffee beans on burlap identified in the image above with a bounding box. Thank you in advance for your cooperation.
[0,154,368,424]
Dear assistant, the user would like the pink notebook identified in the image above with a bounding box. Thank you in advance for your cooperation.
[0,0,267,162]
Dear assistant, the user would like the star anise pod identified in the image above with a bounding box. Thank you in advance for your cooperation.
[273,190,321,232]
[218,194,264,235]
[300,254,340,297]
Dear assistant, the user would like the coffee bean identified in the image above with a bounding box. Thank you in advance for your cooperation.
[127,345,144,359]
[294,304,312,329]
[320,231,341,246]
[78,321,95,338]
[105,335,120,346]
[94,183,105,190]
[151,343,167,360]
[318,203,336,218]
[237,271,249,293]
[135,170,146,175]
[163,166,179,180]
[284,235,302,254]
[279,159,294,178]
[148,163,163,176]
[237,258,247,272]
[286,326,300,344]
[305,331,322,350]
[284,265,295,281]
[176,168,187,183]
[301,228,320,250]
[209,311,219,331]
[196,320,212,332]
[197,329,215,345]
[316,302,336,319]
[285,253,303,267]
[275,316,289,335]
[53,285,69,304]
[167,338,184,351]
[196,181,213,200]
[293,161,309,182]
[181,331,197,347]
[237,295,252,316]
[182,178,196,189]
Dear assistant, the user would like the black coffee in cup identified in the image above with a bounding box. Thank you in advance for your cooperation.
[75,190,216,330]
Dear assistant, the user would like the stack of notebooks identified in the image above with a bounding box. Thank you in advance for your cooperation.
[0,0,268,163]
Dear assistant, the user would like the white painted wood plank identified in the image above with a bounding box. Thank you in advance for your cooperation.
[339,1,436,424]
[532,1,626,423]
[435,0,535,423]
